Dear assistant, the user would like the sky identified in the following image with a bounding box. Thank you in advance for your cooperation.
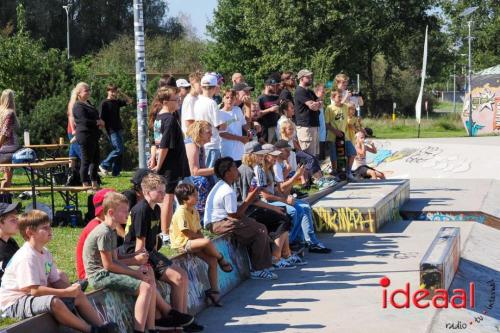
[166,0,218,39]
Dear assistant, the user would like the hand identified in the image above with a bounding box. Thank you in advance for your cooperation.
[65,283,82,298]
[147,155,156,169]
[296,165,306,176]
[286,195,295,205]
[136,267,151,282]
[70,136,77,144]
[335,129,344,138]
[247,131,254,140]
[135,251,149,265]
[271,105,279,113]
[240,136,250,144]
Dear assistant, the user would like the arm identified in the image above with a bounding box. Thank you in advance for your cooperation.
[118,90,134,105]
[219,131,249,144]
[365,142,377,154]
[230,188,260,218]
[252,199,287,216]
[117,249,149,266]
[355,141,365,156]
[154,148,168,172]
[181,229,204,239]
[304,100,321,111]
[24,284,82,298]
[259,105,279,115]
[100,250,146,281]
[186,143,214,177]
[276,166,305,195]
[134,236,147,253]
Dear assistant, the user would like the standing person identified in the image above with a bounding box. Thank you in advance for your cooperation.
[315,83,327,160]
[279,71,295,104]
[180,72,202,135]
[185,121,215,217]
[66,88,82,186]
[0,89,20,188]
[231,73,245,86]
[0,210,117,332]
[99,84,133,177]
[72,82,104,190]
[204,157,277,280]
[219,89,249,166]
[294,69,322,157]
[176,79,191,106]
[257,78,280,143]
[335,73,364,108]
[193,73,225,168]
[150,87,190,246]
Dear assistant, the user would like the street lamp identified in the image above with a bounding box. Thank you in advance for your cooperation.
[62,4,71,59]
[459,6,478,137]
[450,64,457,113]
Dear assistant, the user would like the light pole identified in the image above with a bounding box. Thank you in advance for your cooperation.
[451,63,457,113]
[62,4,71,59]
[459,6,478,137]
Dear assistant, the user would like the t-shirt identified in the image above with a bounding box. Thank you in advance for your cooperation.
[203,180,237,227]
[294,86,319,127]
[75,218,101,280]
[122,199,161,253]
[324,104,348,142]
[155,112,191,180]
[279,88,294,104]
[181,93,198,134]
[82,223,117,279]
[194,95,224,150]
[237,164,254,202]
[169,205,201,250]
[273,161,285,183]
[99,99,127,134]
[122,189,138,211]
[253,165,267,187]
[0,243,60,311]
[0,238,19,283]
[257,94,280,128]
[219,106,246,161]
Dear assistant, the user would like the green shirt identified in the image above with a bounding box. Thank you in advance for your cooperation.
[83,223,117,278]
[325,104,348,141]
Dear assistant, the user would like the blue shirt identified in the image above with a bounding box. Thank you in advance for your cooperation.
[319,106,326,142]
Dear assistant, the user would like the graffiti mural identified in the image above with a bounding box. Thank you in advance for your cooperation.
[417,211,486,224]
[313,206,375,233]
[462,72,500,135]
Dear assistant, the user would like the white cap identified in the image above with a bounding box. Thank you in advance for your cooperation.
[201,73,218,87]
[176,79,191,88]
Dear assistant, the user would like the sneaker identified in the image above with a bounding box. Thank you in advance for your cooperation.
[156,309,194,329]
[308,243,332,254]
[319,177,338,189]
[285,254,308,266]
[160,233,170,246]
[91,322,119,333]
[98,165,109,176]
[272,258,297,270]
[183,320,205,332]
[250,269,278,280]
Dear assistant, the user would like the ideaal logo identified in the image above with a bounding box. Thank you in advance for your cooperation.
[379,276,475,309]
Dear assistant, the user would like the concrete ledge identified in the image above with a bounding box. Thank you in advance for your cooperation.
[420,227,460,295]
[312,179,410,233]
[2,234,250,333]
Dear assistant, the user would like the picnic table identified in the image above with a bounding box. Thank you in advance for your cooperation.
[24,143,69,160]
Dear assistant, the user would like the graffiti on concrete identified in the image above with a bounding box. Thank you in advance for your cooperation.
[405,146,443,164]
[418,212,486,224]
[314,207,375,233]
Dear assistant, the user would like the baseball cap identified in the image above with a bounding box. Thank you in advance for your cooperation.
[265,78,280,86]
[201,73,218,87]
[261,144,282,156]
[274,140,292,149]
[233,82,254,92]
[93,189,116,217]
[131,168,152,187]
[0,202,20,217]
[297,69,313,80]
[244,141,267,155]
[176,79,191,88]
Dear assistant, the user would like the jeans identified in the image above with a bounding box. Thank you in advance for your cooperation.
[205,148,221,168]
[100,131,124,176]
[270,200,320,245]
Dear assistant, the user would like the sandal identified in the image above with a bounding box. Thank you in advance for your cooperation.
[217,255,233,273]
[205,289,222,307]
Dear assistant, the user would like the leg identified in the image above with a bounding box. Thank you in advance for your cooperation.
[73,290,104,327]
[233,217,273,271]
[281,233,292,258]
[111,131,124,176]
[146,270,156,331]
[79,141,92,186]
[195,251,219,295]
[329,141,338,172]
[161,265,189,313]
[296,201,321,245]
[154,289,172,319]
[89,139,100,184]
[50,297,92,333]
[160,193,175,235]
[1,167,12,188]
[134,280,153,331]
[273,232,288,260]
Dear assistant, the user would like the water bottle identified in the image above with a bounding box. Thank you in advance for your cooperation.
[23,130,30,146]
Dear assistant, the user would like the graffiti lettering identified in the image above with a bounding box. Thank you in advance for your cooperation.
[313,207,375,233]
[405,146,443,164]
[417,212,486,224]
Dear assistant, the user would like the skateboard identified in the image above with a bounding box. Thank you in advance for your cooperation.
[335,135,347,180]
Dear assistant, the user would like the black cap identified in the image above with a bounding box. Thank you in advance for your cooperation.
[233,82,254,92]
[365,127,375,138]
[275,140,292,149]
[265,78,280,85]
[131,168,152,186]
[0,202,20,217]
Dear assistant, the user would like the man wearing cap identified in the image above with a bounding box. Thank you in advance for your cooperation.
[176,78,191,116]
[294,69,322,157]
[257,78,281,143]
[0,202,21,283]
[279,71,296,104]
[98,84,133,177]
[193,73,226,168]
[231,72,245,86]
[181,72,202,134]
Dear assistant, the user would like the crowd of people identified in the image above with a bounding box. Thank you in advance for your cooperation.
[0,69,387,332]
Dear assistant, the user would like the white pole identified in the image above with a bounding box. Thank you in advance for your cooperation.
[63,5,70,59]
[453,63,457,113]
[467,21,473,137]
[356,74,360,117]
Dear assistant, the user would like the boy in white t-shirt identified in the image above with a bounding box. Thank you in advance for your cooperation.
[181,72,202,134]
[0,210,117,333]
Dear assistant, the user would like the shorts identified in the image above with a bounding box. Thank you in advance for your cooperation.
[68,133,81,159]
[345,140,356,157]
[296,126,319,156]
[90,270,142,293]
[3,295,75,320]
[354,165,369,177]
[148,250,173,280]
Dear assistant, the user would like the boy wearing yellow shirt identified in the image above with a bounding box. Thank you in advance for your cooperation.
[170,183,233,307]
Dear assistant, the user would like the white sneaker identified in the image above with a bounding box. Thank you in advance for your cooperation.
[272,258,296,270]
[98,165,109,176]
[250,269,278,280]
[285,254,308,266]
[160,233,170,246]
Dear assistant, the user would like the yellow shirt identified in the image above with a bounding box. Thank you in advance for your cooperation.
[325,104,348,141]
[169,205,201,250]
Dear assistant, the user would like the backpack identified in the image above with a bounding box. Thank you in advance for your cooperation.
[12,148,37,163]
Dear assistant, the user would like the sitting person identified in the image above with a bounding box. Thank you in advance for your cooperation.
[185,121,215,217]
[121,173,203,332]
[204,157,277,280]
[123,168,152,211]
[83,192,195,332]
[170,183,233,307]
[0,210,118,333]
[353,131,385,180]
[0,202,21,283]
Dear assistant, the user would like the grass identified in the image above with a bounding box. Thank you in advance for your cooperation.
[362,111,467,139]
